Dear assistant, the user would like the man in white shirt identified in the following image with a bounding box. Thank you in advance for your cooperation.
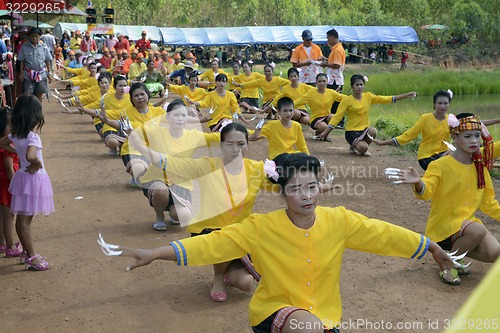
[40,30,56,70]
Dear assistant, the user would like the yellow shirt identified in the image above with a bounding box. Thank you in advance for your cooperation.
[198,90,240,127]
[294,89,345,123]
[120,105,166,155]
[233,72,263,99]
[69,86,101,107]
[415,155,500,242]
[66,67,89,78]
[168,84,207,104]
[69,37,81,50]
[102,93,133,133]
[242,76,290,102]
[493,141,500,158]
[272,83,314,110]
[171,206,431,328]
[70,76,97,90]
[169,62,184,73]
[140,128,220,187]
[199,69,228,90]
[394,113,450,160]
[328,93,392,131]
[164,158,275,233]
[227,73,241,92]
[260,120,309,159]
[128,62,147,80]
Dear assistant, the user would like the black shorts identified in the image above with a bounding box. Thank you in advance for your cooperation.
[252,309,340,333]
[345,129,369,146]
[240,97,259,108]
[94,122,104,133]
[437,237,453,251]
[142,181,191,212]
[121,153,148,168]
[310,116,328,130]
[418,152,446,170]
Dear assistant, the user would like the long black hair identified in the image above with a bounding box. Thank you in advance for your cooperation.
[11,95,44,139]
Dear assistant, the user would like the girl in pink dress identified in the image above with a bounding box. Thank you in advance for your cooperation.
[0,95,54,271]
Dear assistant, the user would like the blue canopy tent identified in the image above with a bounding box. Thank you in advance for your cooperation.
[54,24,419,45]
[159,26,419,46]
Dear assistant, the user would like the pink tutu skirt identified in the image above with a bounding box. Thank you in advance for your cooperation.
[9,170,55,216]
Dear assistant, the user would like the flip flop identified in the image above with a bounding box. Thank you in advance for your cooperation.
[153,221,167,231]
[169,218,180,226]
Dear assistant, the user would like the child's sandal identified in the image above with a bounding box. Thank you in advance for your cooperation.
[19,251,28,264]
[5,243,23,257]
[25,254,50,271]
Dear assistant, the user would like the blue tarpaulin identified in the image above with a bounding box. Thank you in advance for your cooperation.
[159,26,419,46]
[54,24,419,45]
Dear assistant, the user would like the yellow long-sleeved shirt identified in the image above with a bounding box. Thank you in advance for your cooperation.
[140,128,220,187]
[120,105,166,156]
[233,72,263,99]
[394,113,450,160]
[70,76,97,90]
[101,93,133,133]
[198,90,240,127]
[171,206,431,328]
[415,155,500,242]
[272,83,314,110]
[294,89,345,123]
[65,67,89,78]
[164,157,276,233]
[260,120,309,159]
[242,76,290,102]
[168,84,207,104]
[128,62,147,80]
[199,69,228,90]
[68,86,100,106]
[328,93,393,131]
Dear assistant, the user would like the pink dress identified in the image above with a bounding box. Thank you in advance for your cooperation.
[8,132,54,216]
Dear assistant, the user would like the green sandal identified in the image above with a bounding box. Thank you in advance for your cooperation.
[439,268,461,285]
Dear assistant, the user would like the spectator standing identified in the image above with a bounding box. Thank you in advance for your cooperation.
[104,34,117,50]
[69,30,81,51]
[135,30,151,54]
[322,28,346,127]
[18,28,52,102]
[40,30,55,70]
[80,32,97,55]
[290,29,323,86]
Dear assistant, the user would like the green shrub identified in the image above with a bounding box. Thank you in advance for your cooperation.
[375,118,420,154]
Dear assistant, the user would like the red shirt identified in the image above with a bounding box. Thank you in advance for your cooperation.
[135,38,151,53]
[80,37,97,53]
[99,56,113,69]
[115,38,130,54]
[0,148,19,180]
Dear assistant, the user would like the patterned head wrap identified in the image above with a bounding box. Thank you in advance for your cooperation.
[448,114,493,188]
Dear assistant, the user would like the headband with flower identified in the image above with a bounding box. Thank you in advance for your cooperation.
[264,159,279,182]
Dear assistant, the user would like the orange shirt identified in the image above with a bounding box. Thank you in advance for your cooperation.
[290,43,323,84]
[121,58,133,76]
[327,43,345,86]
